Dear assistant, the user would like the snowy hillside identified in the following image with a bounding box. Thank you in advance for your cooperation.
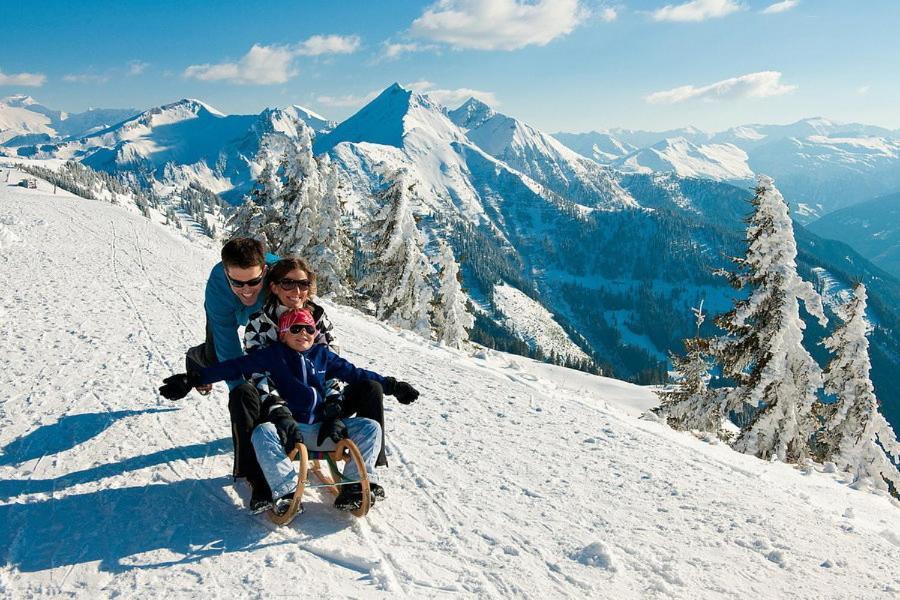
[2,164,900,599]
[491,283,589,362]
[613,138,754,182]
[0,94,136,146]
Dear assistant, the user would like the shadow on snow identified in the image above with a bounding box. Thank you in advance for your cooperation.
[0,409,177,467]
[0,473,357,573]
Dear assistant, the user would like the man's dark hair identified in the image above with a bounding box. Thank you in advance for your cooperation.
[221,237,266,269]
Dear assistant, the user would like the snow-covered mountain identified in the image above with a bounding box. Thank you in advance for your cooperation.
[807,192,900,280]
[450,98,637,210]
[612,137,754,182]
[0,94,136,146]
[19,99,329,202]
[2,174,899,598]
[554,118,900,220]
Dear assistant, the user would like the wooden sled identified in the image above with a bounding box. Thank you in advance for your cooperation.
[267,438,371,526]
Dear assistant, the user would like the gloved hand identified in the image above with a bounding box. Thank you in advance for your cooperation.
[317,418,348,446]
[271,406,302,453]
[383,377,419,405]
[159,372,201,400]
[321,398,344,421]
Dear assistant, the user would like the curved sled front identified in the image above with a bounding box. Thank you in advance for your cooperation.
[267,443,308,525]
[268,439,371,525]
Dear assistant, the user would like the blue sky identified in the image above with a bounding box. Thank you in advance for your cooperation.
[2,0,898,133]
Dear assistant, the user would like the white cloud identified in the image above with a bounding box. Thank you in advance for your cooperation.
[383,42,427,59]
[406,80,500,107]
[184,44,297,85]
[651,0,741,22]
[128,60,149,76]
[645,71,796,104]
[295,34,361,56]
[599,7,618,22]
[63,73,110,84]
[184,36,361,85]
[857,85,871,95]
[411,0,586,51]
[762,0,798,14]
[316,90,381,108]
[0,68,46,87]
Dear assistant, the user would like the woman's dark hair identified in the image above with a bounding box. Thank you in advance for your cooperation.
[221,237,266,269]
[266,257,318,300]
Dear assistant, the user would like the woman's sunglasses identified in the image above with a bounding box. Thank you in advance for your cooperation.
[277,279,311,291]
[287,324,316,335]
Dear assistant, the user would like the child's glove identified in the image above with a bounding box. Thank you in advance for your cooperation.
[317,418,348,446]
[271,406,302,453]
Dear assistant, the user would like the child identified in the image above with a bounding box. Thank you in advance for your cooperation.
[160,309,419,513]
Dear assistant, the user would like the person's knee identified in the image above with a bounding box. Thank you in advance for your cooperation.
[251,422,278,448]
[354,417,382,440]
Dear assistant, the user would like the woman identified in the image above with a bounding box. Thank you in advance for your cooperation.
[243,258,391,469]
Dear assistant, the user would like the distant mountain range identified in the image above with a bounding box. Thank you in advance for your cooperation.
[554,119,900,222]
[807,192,900,280]
[3,85,898,428]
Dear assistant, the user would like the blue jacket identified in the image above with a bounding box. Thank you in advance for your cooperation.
[203,253,278,389]
[196,342,387,424]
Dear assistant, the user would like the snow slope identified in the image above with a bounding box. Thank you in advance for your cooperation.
[1,182,899,598]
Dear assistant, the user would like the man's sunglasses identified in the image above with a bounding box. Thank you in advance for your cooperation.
[228,274,265,288]
[277,279,311,291]
[287,324,316,335]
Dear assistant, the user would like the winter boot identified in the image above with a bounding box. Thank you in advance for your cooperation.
[334,483,364,511]
[249,492,273,515]
[370,482,385,501]
[273,492,299,517]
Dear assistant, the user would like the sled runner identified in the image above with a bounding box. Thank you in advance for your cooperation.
[267,438,371,525]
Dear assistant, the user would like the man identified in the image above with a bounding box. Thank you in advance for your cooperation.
[186,237,278,512]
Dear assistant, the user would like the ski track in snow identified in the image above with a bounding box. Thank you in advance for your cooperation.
[1,180,899,598]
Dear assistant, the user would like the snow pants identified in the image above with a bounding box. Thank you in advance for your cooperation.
[251,418,382,500]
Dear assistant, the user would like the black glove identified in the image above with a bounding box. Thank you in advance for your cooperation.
[271,406,302,453]
[159,372,201,400]
[383,377,419,405]
[317,418,348,446]
[321,398,344,421]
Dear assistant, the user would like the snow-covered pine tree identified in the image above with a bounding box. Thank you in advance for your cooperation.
[276,126,320,256]
[229,152,280,245]
[301,155,352,297]
[714,175,828,462]
[361,170,435,336]
[431,239,474,348]
[817,284,900,493]
[654,302,726,435]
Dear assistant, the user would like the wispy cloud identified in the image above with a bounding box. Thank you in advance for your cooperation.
[382,42,431,60]
[598,7,619,22]
[411,0,587,51]
[761,0,798,14]
[0,68,46,87]
[651,0,741,22]
[857,85,871,95]
[316,90,381,108]
[184,35,361,85]
[63,73,110,84]
[128,60,149,76]
[646,71,796,104]
[406,80,500,107]
[295,35,361,56]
